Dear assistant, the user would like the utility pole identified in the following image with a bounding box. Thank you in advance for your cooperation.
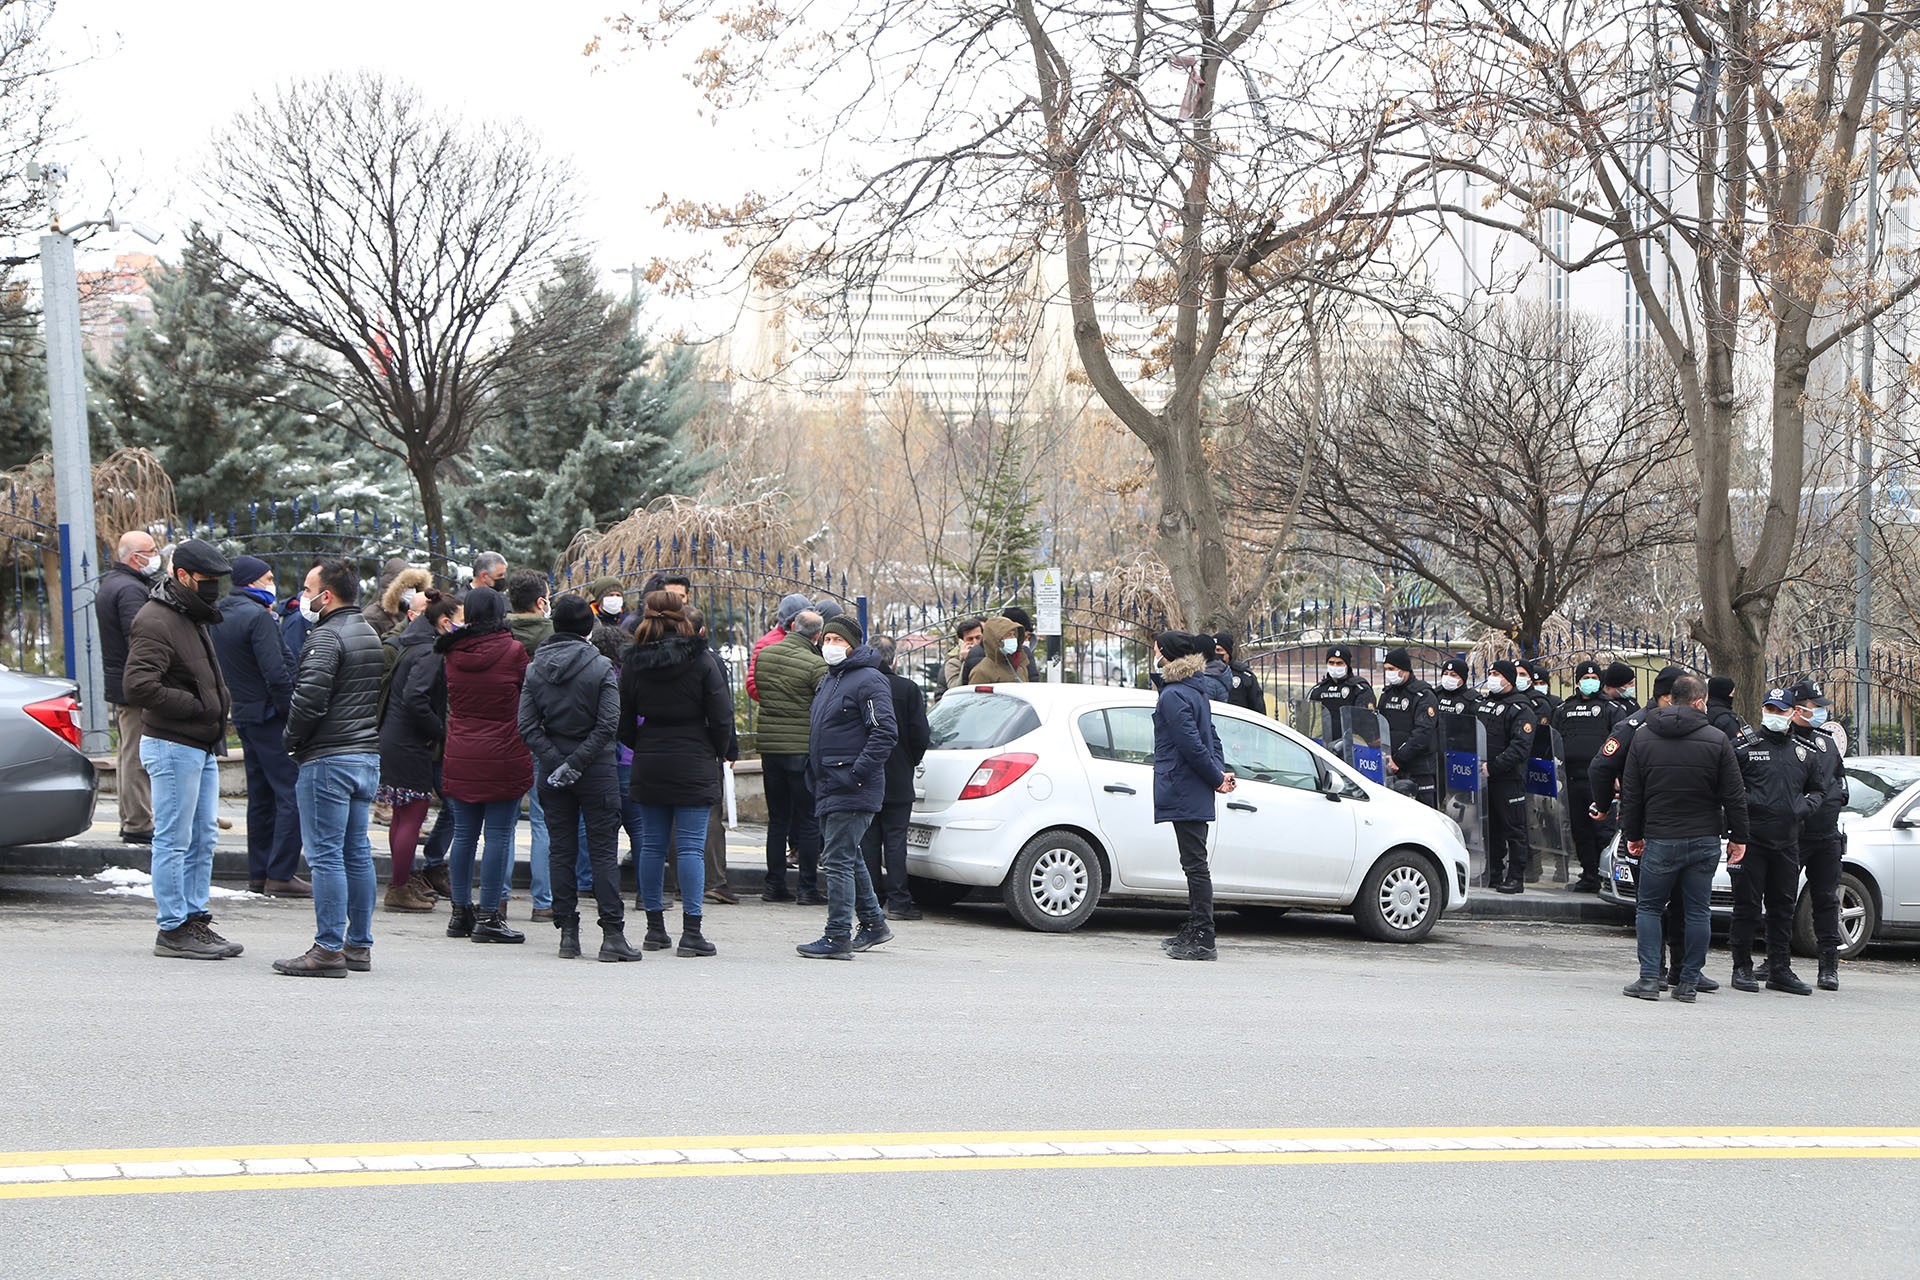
[34,163,109,754]
[1855,68,1880,749]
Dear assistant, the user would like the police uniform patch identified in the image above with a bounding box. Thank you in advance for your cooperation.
[1426,706,1436,717]
[1521,721,1533,733]
[1795,745,1807,761]
[1602,738,1619,756]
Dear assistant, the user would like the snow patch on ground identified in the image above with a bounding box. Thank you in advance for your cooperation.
[87,868,261,900]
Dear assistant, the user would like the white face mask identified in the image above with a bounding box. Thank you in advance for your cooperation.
[1385,669,1407,686]
[1515,676,1533,692]
[1327,663,1348,680]
[1439,674,1462,692]
[136,550,164,579]
[822,643,849,666]
[400,588,419,611]
[601,595,624,617]
[1761,712,1792,733]
[1001,637,1019,655]
[1484,676,1507,695]
[298,592,323,624]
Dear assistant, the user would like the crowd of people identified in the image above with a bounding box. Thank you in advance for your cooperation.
[93,535,934,972]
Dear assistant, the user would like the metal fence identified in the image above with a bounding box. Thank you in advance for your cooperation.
[0,487,60,675]
[172,502,480,593]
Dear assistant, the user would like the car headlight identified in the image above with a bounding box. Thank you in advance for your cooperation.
[1442,814,1466,849]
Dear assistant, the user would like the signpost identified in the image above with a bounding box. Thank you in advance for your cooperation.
[1034,567,1063,683]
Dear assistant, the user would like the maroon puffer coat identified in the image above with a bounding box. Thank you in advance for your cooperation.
[439,627,531,803]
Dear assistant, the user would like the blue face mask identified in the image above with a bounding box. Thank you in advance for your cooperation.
[242,586,275,607]
[1578,677,1601,696]
[1808,708,1830,728]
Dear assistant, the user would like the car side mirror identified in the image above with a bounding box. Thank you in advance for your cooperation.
[1895,812,1919,830]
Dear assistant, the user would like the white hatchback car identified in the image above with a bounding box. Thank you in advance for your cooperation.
[905,683,1473,941]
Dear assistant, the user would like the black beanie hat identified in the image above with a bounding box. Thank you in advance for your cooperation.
[1157,631,1203,661]
[1441,657,1470,679]
[1652,665,1686,698]
[1602,662,1636,689]
[1327,645,1353,664]
[1707,676,1736,703]
[823,617,863,646]
[1491,659,1519,685]
[1574,660,1603,680]
[1520,658,1549,681]
[1383,646,1413,672]
[1212,630,1236,659]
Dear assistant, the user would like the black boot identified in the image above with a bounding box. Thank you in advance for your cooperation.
[598,926,644,963]
[1161,920,1197,952]
[470,910,525,944]
[1167,924,1217,961]
[1766,957,1812,995]
[557,916,581,960]
[642,909,672,951]
[677,911,716,957]
[446,903,475,939]
[1817,949,1840,991]
[1731,945,1758,992]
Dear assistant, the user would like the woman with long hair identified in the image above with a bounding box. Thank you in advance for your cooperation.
[438,586,531,944]
[378,589,462,912]
[619,590,732,957]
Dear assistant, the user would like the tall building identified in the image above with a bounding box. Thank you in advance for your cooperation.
[77,253,159,364]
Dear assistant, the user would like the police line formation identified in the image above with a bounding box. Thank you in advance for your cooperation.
[95,535,1851,989]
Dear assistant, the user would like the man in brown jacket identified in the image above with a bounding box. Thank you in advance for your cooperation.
[123,538,240,961]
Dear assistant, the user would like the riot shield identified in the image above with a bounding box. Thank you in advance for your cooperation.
[1340,707,1395,791]
[1524,726,1574,882]
[1288,697,1323,746]
[1442,723,1490,881]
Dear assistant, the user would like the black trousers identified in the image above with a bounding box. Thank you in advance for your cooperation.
[1730,838,1800,969]
[1802,828,1844,951]
[539,761,624,930]
[762,754,821,895]
[1398,755,1440,809]
[1174,820,1213,932]
[1486,775,1530,884]
[1564,774,1612,880]
[860,800,914,910]
[236,717,303,883]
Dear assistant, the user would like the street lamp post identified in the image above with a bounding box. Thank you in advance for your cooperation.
[1855,68,1879,751]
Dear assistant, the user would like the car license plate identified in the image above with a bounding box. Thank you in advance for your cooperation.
[907,825,934,848]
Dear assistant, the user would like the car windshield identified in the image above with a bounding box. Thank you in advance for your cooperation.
[1844,766,1920,817]
[928,691,1042,750]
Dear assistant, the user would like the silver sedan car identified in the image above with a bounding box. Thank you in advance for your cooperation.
[1600,756,1920,959]
[0,668,98,848]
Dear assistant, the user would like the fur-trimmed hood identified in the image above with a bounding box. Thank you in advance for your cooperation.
[1159,653,1206,683]
[380,567,432,617]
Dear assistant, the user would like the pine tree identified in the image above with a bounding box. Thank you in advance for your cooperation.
[451,256,710,570]
[948,415,1044,590]
[0,275,47,469]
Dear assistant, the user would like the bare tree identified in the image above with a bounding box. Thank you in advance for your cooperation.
[600,0,1410,629]
[1269,308,1695,651]
[1385,0,1920,710]
[197,73,581,562]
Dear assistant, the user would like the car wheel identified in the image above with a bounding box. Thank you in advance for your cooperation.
[907,875,972,910]
[1353,848,1441,943]
[1791,870,1877,960]
[1001,831,1104,932]
[1234,905,1292,926]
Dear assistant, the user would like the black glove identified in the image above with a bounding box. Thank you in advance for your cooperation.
[546,763,582,789]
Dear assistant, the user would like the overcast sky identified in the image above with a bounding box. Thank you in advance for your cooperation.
[42,0,751,327]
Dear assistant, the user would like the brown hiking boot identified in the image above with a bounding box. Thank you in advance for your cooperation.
[341,946,372,972]
[272,945,348,978]
[406,870,441,901]
[155,925,228,960]
[264,876,314,898]
[193,920,244,957]
[422,864,452,897]
[384,880,435,913]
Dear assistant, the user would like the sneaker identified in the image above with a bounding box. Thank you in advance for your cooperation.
[154,925,227,960]
[886,902,923,921]
[1167,935,1218,961]
[851,922,893,952]
[272,945,348,978]
[1161,922,1197,953]
[341,946,372,972]
[796,935,853,960]
[1766,968,1813,996]
[193,920,244,958]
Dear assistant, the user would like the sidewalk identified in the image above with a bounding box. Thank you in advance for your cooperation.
[7,797,1630,924]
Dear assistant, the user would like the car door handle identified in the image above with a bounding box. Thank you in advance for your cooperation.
[1104,784,1136,795]
[1227,801,1258,813]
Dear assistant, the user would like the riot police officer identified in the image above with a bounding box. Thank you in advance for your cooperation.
[1378,646,1441,808]
[1307,645,1375,746]
[1478,660,1536,894]
[1554,660,1627,892]
[1517,659,1561,727]
[1590,666,1705,988]
[1789,680,1848,992]
[1730,688,1820,995]
[1603,662,1640,714]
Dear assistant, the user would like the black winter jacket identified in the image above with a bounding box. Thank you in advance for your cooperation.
[1222,660,1266,714]
[619,633,732,807]
[122,579,232,753]
[1790,723,1849,835]
[808,646,899,816]
[95,561,153,703]
[1378,677,1440,770]
[1554,693,1626,766]
[1476,691,1536,780]
[519,632,620,780]
[210,590,294,728]
[1619,705,1750,843]
[878,663,932,804]
[379,620,446,794]
[284,606,384,764]
[1308,674,1375,745]
[1735,726,1821,835]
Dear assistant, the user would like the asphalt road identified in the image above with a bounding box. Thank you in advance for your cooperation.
[3,874,1916,1278]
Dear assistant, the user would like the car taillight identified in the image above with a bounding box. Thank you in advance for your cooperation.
[24,695,82,749]
[957,753,1038,800]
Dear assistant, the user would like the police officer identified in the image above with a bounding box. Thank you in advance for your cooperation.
[1603,662,1640,714]
[1789,680,1848,992]
[1554,660,1627,892]
[1308,645,1375,747]
[1730,688,1820,994]
[1590,666,1706,988]
[1378,647,1441,808]
[1517,659,1561,727]
[1706,677,1746,740]
[1478,660,1535,894]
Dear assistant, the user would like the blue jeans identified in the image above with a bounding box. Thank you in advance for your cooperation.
[140,737,220,932]
[447,796,519,910]
[819,809,884,940]
[1635,836,1719,981]
[638,804,709,914]
[524,764,551,909]
[296,753,378,952]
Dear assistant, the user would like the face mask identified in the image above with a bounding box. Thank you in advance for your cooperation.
[400,588,419,611]
[138,554,163,579]
[1327,664,1348,680]
[1439,674,1462,692]
[1001,637,1019,655]
[298,593,322,624]
[1484,677,1507,695]
[1578,678,1601,696]
[822,644,849,666]
[1385,669,1407,687]
[242,585,275,607]
[195,578,223,606]
[1515,676,1533,692]
[1761,712,1792,733]
[1807,708,1829,728]
[601,595,624,617]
